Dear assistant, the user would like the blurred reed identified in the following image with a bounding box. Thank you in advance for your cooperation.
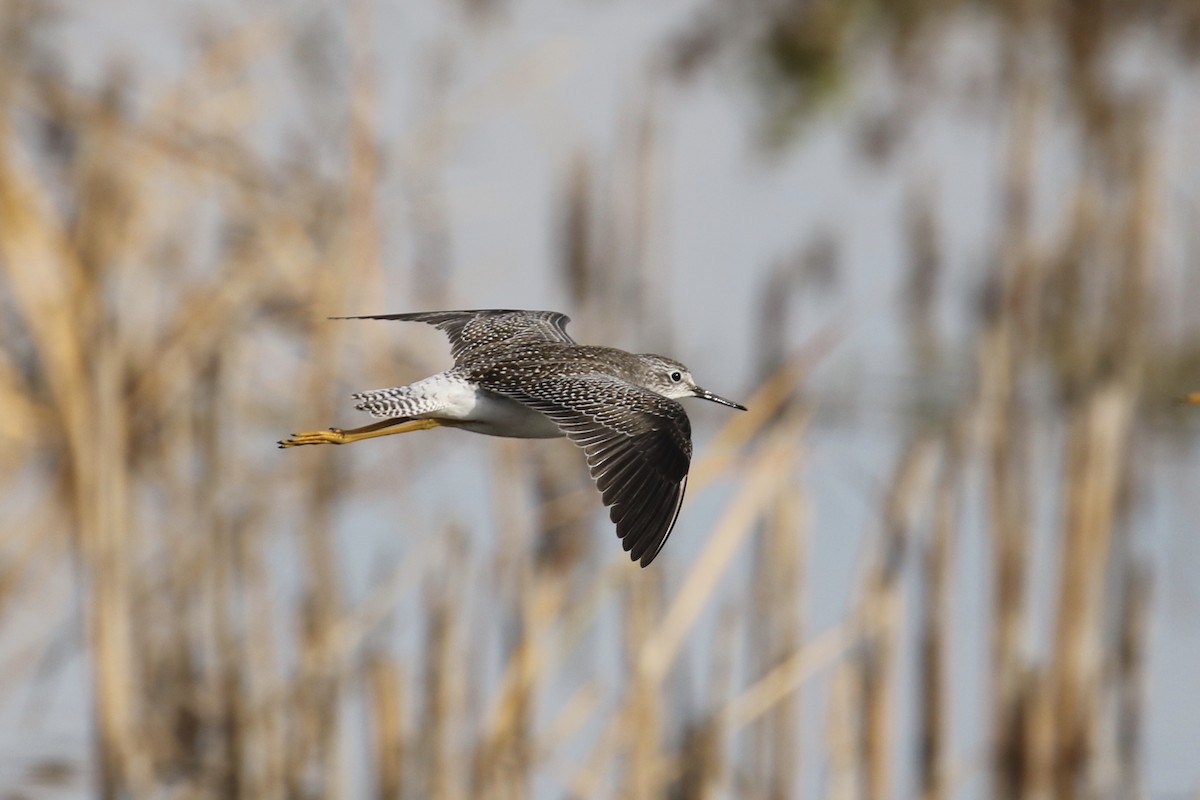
[0,1,1196,799]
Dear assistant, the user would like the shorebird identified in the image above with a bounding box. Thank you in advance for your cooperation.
[279,310,746,566]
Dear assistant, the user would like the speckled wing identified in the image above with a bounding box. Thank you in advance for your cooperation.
[334,310,575,365]
[490,374,693,567]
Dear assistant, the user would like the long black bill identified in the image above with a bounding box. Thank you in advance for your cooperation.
[694,386,747,411]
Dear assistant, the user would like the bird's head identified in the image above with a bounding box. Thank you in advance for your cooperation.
[633,354,746,410]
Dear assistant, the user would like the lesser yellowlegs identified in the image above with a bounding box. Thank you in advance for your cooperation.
[279,309,746,566]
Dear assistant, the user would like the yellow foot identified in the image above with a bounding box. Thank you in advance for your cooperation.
[278,428,350,447]
[1178,391,1200,406]
[278,417,443,449]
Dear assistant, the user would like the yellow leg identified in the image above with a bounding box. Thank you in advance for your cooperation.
[278,417,443,448]
[1183,391,1200,405]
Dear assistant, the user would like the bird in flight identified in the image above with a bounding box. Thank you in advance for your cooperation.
[279,309,746,567]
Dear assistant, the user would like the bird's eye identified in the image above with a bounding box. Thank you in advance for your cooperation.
[670,371,683,383]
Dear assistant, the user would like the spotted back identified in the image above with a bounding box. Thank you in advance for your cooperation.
[333,309,575,364]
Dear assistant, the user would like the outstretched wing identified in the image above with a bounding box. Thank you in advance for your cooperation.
[486,373,692,567]
[334,309,575,365]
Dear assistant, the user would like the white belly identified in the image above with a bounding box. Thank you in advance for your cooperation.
[453,393,563,438]
[412,381,563,439]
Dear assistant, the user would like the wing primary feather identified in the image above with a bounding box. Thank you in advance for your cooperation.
[615,472,668,550]
[638,479,688,567]
[632,480,679,558]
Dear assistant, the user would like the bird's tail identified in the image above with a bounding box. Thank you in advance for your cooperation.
[352,388,423,419]
[352,374,457,420]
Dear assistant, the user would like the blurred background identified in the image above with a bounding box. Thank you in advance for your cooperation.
[1,0,1200,797]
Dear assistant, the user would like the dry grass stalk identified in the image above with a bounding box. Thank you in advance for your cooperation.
[859,437,938,800]
[367,653,404,800]
[984,72,1041,800]
[1114,563,1149,799]
[917,421,964,800]
[620,571,666,800]
[746,460,808,799]
[420,561,474,800]
[1049,383,1135,796]
[824,660,863,800]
